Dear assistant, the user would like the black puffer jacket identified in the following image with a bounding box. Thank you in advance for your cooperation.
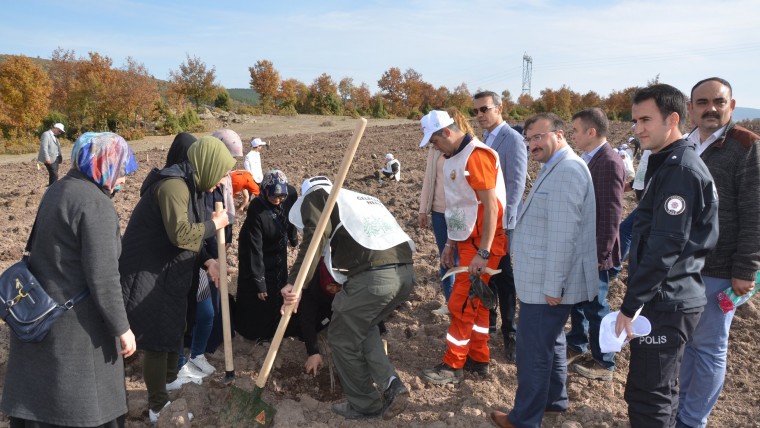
[120,162,212,352]
[622,139,719,317]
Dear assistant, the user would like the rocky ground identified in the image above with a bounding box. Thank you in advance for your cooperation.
[0,116,758,427]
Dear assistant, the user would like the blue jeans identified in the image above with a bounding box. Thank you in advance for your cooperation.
[431,211,457,302]
[677,276,734,428]
[510,302,571,427]
[609,208,637,278]
[567,270,615,369]
[178,295,215,368]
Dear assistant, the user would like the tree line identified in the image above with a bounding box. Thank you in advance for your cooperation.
[1,50,649,152]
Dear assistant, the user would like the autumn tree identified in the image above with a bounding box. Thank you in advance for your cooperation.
[48,47,77,115]
[249,59,280,113]
[353,83,372,114]
[501,89,515,116]
[338,77,355,103]
[402,68,425,116]
[605,86,640,121]
[308,73,341,115]
[580,90,602,110]
[447,83,472,113]
[377,67,404,116]
[66,52,117,131]
[0,55,52,139]
[169,54,217,108]
[112,57,160,129]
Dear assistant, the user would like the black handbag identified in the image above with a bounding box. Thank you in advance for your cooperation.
[0,216,89,343]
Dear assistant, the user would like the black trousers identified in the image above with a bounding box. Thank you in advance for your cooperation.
[488,251,517,338]
[625,305,702,428]
[44,162,59,186]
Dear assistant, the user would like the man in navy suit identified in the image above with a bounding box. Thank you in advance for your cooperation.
[566,108,626,381]
[472,91,528,362]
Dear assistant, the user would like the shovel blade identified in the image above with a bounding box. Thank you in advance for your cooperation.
[219,386,276,427]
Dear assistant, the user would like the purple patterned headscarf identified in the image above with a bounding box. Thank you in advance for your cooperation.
[71,132,138,190]
[261,170,289,197]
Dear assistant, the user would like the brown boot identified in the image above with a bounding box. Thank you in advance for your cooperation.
[489,410,517,428]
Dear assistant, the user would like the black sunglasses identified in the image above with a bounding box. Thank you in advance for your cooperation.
[473,105,498,115]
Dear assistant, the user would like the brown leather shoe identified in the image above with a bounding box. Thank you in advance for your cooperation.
[489,410,516,428]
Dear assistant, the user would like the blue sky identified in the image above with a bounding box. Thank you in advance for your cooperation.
[3,0,760,108]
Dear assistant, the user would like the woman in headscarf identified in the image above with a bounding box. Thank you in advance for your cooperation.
[120,135,235,423]
[236,170,298,341]
[2,132,138,427]
[162,132,223,381]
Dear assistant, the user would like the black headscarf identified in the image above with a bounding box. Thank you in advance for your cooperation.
[165,132,197,167]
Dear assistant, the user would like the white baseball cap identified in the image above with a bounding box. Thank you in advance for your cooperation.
[419,110,455,148]
[53,123,65,132]
[251,138,268,148]
[385,153,394,160]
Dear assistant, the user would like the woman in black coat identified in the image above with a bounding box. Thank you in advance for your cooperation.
[236,170,298,341]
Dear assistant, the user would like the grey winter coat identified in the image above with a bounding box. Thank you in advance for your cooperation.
[1,170,131,426]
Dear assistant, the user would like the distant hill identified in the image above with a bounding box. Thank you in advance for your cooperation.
[228,88,259,106]
[734,107,760,121]
[0,54,52,71]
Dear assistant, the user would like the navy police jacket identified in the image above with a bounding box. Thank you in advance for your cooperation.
[621,139,719,317]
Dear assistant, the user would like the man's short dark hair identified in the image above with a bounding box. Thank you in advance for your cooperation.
[473,91,501,106]
[572,108,609,138]
[690,77,732,99]
[524,112,565,133]
[633,84,687,125]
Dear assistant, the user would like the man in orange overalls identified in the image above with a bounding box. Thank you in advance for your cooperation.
[418,110,508,384]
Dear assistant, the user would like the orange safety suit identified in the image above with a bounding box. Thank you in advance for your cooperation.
[443,147,507,369]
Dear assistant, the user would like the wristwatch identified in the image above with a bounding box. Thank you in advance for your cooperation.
[476,248,490,260]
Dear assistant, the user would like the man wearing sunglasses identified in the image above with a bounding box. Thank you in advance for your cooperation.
[472,91,528,363]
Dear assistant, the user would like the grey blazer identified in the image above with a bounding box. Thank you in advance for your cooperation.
[37,129,61,163]
[511,147,598,305]
[488,124,528,230]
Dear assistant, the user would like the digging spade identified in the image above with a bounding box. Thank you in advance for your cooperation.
[219,117,368,427]
[215,201,236,384]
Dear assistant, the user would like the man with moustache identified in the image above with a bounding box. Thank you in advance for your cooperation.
[676,78,760,428]
[490,113,597,428]
[566,108,626,382]
[472,91,528,362]
[616,84,718,427]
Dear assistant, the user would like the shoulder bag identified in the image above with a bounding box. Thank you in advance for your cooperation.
[0,214,89,343]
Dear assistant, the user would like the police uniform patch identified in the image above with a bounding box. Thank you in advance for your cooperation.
[664,195,685,215]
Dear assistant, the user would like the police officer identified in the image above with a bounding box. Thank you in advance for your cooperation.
[615,84,719,428]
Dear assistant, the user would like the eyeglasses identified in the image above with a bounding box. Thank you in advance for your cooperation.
[473,105,498,115]
[523,131,557,144]
[272,194,287,200]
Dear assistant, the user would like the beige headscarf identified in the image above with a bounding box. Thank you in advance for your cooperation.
[187,136,236,191]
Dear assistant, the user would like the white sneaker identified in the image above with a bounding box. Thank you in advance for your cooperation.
[189,354,216,375]
[178,363,206,379]
[431,304,450,316]
[166,375,201,391]
[148,401,194,424]
[149,401,170,424]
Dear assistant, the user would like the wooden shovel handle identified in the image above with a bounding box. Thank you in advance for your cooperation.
[215,201,234,374]
[255,118,368,389]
